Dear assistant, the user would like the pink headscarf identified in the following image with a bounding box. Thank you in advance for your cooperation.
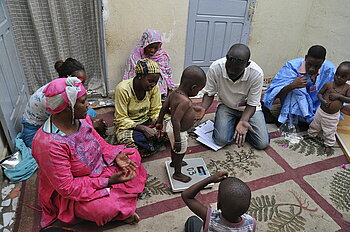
[123,29,175,95]
[43,77,86,115]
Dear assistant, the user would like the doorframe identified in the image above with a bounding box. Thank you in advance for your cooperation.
[98,0,109,96]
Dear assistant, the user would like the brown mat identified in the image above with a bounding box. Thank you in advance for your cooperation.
[13,102,350,232]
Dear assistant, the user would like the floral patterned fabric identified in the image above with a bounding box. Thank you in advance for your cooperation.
[123,29,175,95]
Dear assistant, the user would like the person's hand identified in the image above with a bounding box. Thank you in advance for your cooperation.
[108,170,136,185]
[155,123,163,139]
[290,75,307,89]
[115,151,138,172]
[92,118,107,138]
[155,122,163,131]
[209,171,228,183]
[233,121,256,147]
[141,126,158,139]
[193,105,206,120]
[321,99,331,108]
[329,93,342,101]
[174,141,181,153]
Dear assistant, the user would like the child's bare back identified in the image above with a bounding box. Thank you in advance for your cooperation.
[321,81,350,114]
[156,65,206,183]
[168,90,197,131]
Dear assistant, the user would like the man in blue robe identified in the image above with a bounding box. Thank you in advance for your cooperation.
[263,45,335,125]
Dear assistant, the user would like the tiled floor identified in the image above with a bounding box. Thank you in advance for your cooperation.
[0,179,21,231]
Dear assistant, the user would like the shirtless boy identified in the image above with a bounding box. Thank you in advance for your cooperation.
[156,66,206,182]
[307,61,350,155]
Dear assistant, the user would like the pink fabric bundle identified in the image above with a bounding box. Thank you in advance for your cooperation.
[43,77,86,114]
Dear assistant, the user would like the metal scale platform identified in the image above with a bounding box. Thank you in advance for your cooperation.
[165,158,213,192]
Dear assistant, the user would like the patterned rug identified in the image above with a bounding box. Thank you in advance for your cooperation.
[13,102,350,232]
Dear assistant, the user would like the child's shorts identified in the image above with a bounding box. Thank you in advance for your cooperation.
[166,121,188,154]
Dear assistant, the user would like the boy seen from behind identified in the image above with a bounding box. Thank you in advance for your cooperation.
[156,65,206,183]
[182,171,256,232]
[307,61,350,155]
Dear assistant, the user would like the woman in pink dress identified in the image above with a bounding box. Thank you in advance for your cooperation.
[32,77,147,228]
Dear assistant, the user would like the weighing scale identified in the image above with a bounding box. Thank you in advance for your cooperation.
[165,158,213,192]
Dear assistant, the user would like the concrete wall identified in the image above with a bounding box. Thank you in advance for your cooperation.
[104,0,350,90]
[104,0,189,93]
[248,0,313,81]
[249,0,350,81]
[298,0,350,68]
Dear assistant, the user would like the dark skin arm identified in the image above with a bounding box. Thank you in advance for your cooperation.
[108,170,136,185]
[172,100,191,152]
[233,105,256,147]
[317,83,330,107]
[276,75,306,99]
[155,96,171,133]
[134,124,157,139]
[181,171,228,221]
[329,86,350,103]
[196,94,214,120]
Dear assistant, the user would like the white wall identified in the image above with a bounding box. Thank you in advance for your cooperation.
[298,0,350,67]
[248,0,313,81]
[104,0,350,89]
[249,0,350,81]
[104,0,189,93]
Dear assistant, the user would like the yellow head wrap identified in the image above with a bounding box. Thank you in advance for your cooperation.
[135,58,160,76]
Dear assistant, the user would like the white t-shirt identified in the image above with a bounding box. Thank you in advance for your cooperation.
[202,57,264,111]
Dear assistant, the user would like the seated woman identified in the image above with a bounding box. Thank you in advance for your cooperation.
[123,29,175,100]
[32,77,147,228]
[21,58,106,147]
[115,58,162,157]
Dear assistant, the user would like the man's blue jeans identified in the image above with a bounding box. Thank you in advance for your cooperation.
[213,104,270,150]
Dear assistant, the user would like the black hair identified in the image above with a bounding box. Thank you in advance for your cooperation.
[218,177,251,218]
[339,61,350,69]
[307,45,326,60]
[180,65,206,86]
[55,58,85,78]
[228,43,251,61]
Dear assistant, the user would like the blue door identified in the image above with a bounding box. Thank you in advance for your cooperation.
[0,0,29,151]
[184,0,255,72]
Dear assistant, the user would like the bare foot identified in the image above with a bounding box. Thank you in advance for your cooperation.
[324,146,334,156]
[170,161,187,167]
[124,213,140,225]
[173,173,192,183]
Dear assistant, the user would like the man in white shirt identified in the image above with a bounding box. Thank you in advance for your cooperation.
[198,44,269,149]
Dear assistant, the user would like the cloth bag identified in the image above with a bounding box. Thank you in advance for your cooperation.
[1,133,38,182]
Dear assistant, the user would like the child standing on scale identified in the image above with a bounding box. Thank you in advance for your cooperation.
[182,171,256,232]
[156,65,206,183]
[307,61,350,155]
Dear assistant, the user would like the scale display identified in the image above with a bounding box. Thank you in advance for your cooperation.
[165,158,213,192]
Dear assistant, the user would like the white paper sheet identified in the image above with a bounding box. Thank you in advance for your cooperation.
[194,120,224,151]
